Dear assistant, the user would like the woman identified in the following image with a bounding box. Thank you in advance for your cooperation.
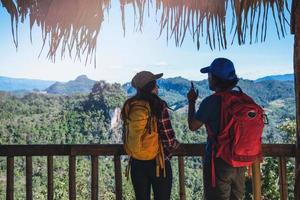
[122,71,179,200]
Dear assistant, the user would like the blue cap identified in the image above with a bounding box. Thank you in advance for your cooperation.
[200,58,238,81]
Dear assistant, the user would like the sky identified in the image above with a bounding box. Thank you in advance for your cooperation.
[0,1,294,83]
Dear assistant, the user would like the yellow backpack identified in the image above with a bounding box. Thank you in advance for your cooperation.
[123,100,165,177]
[123,100,159,160]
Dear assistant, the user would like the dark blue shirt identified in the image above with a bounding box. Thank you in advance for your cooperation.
[195,95,221,162]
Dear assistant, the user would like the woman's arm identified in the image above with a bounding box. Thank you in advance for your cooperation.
[158,105,179,149]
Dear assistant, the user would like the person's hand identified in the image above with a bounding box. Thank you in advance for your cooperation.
[187,82,198,103]
[169,140,180,155]
[172,140,180,150]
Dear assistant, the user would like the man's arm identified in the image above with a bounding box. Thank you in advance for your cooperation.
[187,82,203,131]
[188,101,203,131]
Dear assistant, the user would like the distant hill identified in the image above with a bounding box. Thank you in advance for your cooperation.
[123,76,209,108]
[255,74,293,82]
[45,75,96,95]
[0,74,295,105]
[0,76,55,91]
[123,77,295,109]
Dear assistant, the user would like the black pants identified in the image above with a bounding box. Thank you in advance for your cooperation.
[130,158,172,200]
[203,158,246,200]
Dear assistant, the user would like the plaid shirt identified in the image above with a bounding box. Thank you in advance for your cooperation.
[157,104,179,160]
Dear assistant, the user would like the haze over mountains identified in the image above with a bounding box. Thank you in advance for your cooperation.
[0,76,55,91]
[255,74,294,82]
[0,73,295,112]
[0,73,294,93]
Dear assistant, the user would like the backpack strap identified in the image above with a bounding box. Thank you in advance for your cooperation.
[206,122,234,188]
[144,111,152,134]
[205,124,217,187]
[215,118,234,157]
[156,140,166,177]
[234,86,243,93]
[125,157,132,180]
[205,92,235,188]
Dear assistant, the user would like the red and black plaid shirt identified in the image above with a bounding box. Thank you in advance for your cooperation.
[157,104,179,160]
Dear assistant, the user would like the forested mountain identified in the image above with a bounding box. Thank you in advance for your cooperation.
[255,73,293,82]
[124,77,295,109]
[0,74,295,98]
[45,75,96,94]
[0,75,296,199]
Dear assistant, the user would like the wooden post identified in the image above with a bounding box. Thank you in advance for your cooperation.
[114,155,122,200]
[252,161,261,200]
[47,156,53,200]
[26,156,33,200]
[292,0,300,199]
[6,156,14,200]
[278,157,288,200]
[91,156,99,200]
[178,156,186,200]
[69,156,76,200]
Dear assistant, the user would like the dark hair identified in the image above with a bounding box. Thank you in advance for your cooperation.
[121,80,167,120]
[211,74,238,91]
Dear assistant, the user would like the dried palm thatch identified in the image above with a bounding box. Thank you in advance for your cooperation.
[1,0,291,65]
[1,0,111,65]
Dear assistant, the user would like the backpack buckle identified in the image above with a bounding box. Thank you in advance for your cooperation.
[263,114,269,124]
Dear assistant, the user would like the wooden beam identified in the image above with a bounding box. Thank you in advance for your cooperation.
[0,144,294,157]
[293,0,300,199]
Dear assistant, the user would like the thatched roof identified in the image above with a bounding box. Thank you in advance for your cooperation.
[1,0,292,65]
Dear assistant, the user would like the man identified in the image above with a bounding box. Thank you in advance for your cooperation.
[187,58,246,200]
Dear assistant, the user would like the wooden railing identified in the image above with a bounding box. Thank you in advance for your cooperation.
[0,144,296,200]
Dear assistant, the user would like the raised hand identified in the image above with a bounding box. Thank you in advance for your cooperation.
[187,81,198,103]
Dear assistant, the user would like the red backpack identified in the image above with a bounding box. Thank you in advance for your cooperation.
[206,87,266,187]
